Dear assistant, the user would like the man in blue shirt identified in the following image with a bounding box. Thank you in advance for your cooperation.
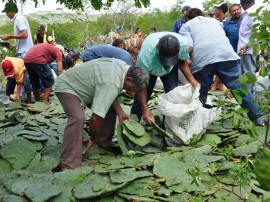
[224,4,242,52]
[82,44,132,65]
[172,6,191,34]
[180,8,267,126]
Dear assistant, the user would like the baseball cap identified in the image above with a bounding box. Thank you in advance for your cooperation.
[157,34,180,67]
[1,59,14,77]
[115,25,121,30]
[214,2,228,13]
[2,2,18,13]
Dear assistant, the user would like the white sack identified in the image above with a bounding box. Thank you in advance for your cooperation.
[157,83,221,145]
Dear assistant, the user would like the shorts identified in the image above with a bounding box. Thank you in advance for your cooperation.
[25,63,54,90]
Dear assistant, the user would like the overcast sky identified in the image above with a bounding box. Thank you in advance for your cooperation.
[1,0,264,14]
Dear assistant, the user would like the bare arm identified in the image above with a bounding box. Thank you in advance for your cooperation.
[56,61,63,75]
[16,83,22,103]
[2,30,28,40]
[138,89,154,125]
[179,60,200,89]
[111,98,131,123]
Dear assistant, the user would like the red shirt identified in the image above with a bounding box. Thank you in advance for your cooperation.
[24,43,62,64]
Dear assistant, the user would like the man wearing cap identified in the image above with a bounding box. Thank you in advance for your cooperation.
[1,2,33,102]
[54,58,150,170]
[24,43,64,105]
[130,31,200,124]
[180,8,267,126]
[1,57,31,103]
[214,2,229,23]
[33,25,54,45]
[113,26,123,40]
[238,0,258,75]
[172,5,191,34]
[1,2,33,58]
[82,44,132,65]
[224,4,242,52]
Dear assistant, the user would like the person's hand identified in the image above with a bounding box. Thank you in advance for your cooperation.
[190,80,201,90]
[118,113,131,124]
[142,108,155,125]
[240,45,248,55]
[83,136,94,154]
[2,34,11,41]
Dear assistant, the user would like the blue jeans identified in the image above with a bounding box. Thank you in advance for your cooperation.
[193,60,263,121]
[131,66,178,120]
[240,54,256,75]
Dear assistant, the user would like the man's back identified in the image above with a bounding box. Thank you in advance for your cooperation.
[82,45,132,65]
[180,16,239,73]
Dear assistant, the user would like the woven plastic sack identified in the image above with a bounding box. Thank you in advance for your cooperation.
[157,84,221,145]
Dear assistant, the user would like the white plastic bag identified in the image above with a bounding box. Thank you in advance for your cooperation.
[157,83,221,145]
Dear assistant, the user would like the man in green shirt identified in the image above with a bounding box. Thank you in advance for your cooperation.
[54,58,149,170]
[131,32,200,124]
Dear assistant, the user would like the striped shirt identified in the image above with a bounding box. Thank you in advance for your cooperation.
[24,43,62,64]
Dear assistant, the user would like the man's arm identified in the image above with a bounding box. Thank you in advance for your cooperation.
[16,83,22,103]
[138,89,154,125]
[56,61,63,75]
[111,98,131,123]
[179,60,200,89]
[2,30,28,40]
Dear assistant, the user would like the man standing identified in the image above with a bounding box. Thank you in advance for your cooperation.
[1,2,33,58]
[214,2,229,23]
[224,4,242,52]
[172,6,191,33]
[54,58,149,170]
[238,0,258,75]
[24,43,64,105]
[131,32,200,124]
[1,2,33,101]
[212,2,229,91]
[180,8,267,126]
[33,25,54,45]
[82,44,132,65]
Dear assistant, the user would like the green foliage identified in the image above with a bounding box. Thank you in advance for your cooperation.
[202,0,231,16]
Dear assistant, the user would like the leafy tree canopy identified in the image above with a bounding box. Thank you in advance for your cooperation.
[2,0,151,10]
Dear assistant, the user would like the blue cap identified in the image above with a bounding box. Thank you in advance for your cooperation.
[115,25,121,30]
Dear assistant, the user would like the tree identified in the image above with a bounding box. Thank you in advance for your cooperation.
[2,0,151,10]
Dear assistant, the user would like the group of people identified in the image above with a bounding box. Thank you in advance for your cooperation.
[1,0,268,171]
[1,2,76,104]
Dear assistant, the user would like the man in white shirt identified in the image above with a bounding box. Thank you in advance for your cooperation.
[237,0,258,75]
[2,2,33,59]
[1,2,33,101]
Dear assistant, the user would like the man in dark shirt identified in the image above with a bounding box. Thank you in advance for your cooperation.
[224,4,242,52]
[172,5,191,33]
